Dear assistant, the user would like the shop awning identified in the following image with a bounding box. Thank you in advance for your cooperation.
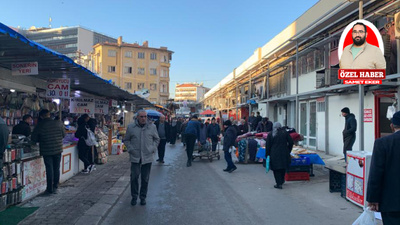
[0,22,152,108]
[200,109,216,115]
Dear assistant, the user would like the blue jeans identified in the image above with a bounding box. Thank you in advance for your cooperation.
[224,150,236,170]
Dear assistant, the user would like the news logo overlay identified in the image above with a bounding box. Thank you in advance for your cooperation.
[338,19,386,85]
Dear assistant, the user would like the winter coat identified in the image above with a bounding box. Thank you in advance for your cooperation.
[185,119,201,140]
[256,121,273,133]
[31,118,65,156]
[124,120,160,164]
[238,123,249,135]
[12,121,31,137]
[199,125,207,145]
[223,125,237,152]
[343,113,357,153]
[265,128,294,170]
[248,116,257,129]
[207,123,221,138]
[0,117,9,155]
[155,120,171,142]
[75,118,90,151]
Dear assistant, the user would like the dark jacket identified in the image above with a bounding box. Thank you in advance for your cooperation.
[223,125,237,152]
[256,121,273,133]
[238,123,249,135]
[249,116,257,129]
[185,119,201,140]
[343,113,357,153]
[255,115,262,127]
[266,129,294,170]
[75,118,90,150]
[207,123,220,138]
[155,120,171,142]
[0,117,9,155]
[367,131,400,212]
[31,118,65,156]
[12,121,31,137]
[87,118,97,133]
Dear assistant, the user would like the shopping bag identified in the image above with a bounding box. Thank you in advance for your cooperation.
[265,156,270,173]
[352,207,377,225]
[84,128,98,146]
[230,147,238,163]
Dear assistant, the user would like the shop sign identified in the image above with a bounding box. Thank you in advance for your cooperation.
[70,98,95,114]
[364,109,373,123]
[110,100,118,107]
[95,99,109,114]
[46,78,70,99]
[11,62,38,75]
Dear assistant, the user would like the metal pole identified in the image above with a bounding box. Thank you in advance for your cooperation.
[266,62,270,118]
[295,41,299,131]
[358,0,364,150]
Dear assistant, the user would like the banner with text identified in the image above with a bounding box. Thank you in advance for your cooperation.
[95,99,109,114]
[46,79,70,99]
[70,98,95,114]
[11,62,38,75]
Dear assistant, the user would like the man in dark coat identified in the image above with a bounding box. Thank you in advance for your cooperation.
[248,112,256,131]
[185,115,201,167]
[207,117,220,152]
[0,117,9,185]
[31,110,65,195]
[256,117,272,133]
[155,115,170,163]
[222,120,237,173]
[341,107,357,160]
[255,112,262,131]
[367,111,400,224]
[12,114,32,137]
[238,119,249,135]
[266,122,293,189]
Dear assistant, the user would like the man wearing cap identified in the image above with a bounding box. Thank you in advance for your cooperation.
[367,111,400,224]
[341,107,357,160]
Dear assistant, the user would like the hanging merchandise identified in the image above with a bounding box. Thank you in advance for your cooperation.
[386,105,396,120]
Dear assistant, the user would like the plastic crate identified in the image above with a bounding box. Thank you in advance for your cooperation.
[285,172,310,181]
[287,165,310,173]
[290,156,311,166]
[329,169,345,193]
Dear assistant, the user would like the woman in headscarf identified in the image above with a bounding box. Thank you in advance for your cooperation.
[265,122,294,189]
[170,118,178,145]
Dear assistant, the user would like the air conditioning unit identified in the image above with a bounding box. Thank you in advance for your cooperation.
[395,12,400,38]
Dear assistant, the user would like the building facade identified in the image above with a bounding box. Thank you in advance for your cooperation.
[90,37,173,105]
[20,26,117,59]
[202,0,400,157]
[175,83,210,102]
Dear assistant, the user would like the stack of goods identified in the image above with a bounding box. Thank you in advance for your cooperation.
[291,146,316,155]
[286,156,311,181]
[111,139,124,155]
[95,129,108,164]
[1,148,24,209]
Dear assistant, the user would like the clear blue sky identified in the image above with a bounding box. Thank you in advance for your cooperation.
[1,0,318,97]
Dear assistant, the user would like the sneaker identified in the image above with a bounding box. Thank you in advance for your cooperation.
[228,167,237,173]
[140,199,146,205]
[89,164,96,172]
[81,169,89,174]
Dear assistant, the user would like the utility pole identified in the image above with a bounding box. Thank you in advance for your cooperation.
[358,0,364,151]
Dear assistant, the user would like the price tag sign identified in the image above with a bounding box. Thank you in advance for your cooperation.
[46,79,70,99]
[95,99,109,114]
[70,98,95,114]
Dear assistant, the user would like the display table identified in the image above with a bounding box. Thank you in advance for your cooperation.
[60,144,83,183]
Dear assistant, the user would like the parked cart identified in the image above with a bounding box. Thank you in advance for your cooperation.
[192,140,220,162]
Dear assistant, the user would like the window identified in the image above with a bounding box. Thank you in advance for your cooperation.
[150,83,157,91]
[317,101,325,112]
[137,83,145,90]
[150,68,157,75]
[163,55,168,63]
[108,66,116,73]
[108,50,117,57]
[137,67,145,75]
[125,51,132,58]
[160,83,168,93]
[150,53,157,60]
[124,66,132,74]
[125,82,132,90]
[161,69,168,77]
[138,52,145,59]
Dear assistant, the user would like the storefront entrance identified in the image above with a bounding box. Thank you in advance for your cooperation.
[299,101,317,149]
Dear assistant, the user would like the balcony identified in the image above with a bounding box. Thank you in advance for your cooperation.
[160,62,170,68]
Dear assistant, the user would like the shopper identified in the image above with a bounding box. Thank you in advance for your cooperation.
[255,112,262,130]
[367,111,400,224]
[341,107,357,160]
[207,117,220,152]
[199,121,207,146]
[265,122,294,189]
[87,117,97,169]
[249,112,257,131]
[0,117,9,184]
[118,117,124,126]
[181,119,189,147]
[184,115,201,167]
[155,115,170,163]
[124,110,160,206]
[170,118,178,145]
[12,114,32,137]
[176,118,182,140]
[75,114,94,173]
[238,119,249,135]
[31,109,65,194]
[222,120,237,173]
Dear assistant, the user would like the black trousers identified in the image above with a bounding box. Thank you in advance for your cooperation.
[43,154,62,193]
[186,134,197,162]
[273,169,286,186]
[381,212,400,225]
[158,139,167,161]
[78,145,91,169]
[224,150,236,170]
[130,162,152,200]
[211,136,218,151]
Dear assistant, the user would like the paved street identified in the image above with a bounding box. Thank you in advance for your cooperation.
[21,141,363,225]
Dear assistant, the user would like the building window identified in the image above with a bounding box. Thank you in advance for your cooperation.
[160,83,168,93]
[161,69,168,77]
[138,52,145,59]
[138,67,145,75]
[108,50,117,57]
[124,66,132,74]
[317,101,325,112]
[150,68,157,75]
[150,83,157,91]
[125,51,132,58]
[137,83,145,90]
[150,53,157,60]
[125,82,132,90]
[163,55,168,63]
[108,66,116,73]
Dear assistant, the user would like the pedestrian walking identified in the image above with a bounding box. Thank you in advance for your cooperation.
[238,119,249,135]
[176,118,182,140]
[170,118,178,145]
[248,112,256,131]
[0,117,9,185]
[199,121,207,145]
[181,119,189,147]
[75,114,94,173]
[367,111,400,224]
[184,115,201,167]
[124,110,160,206]
[341,107,357,160]
[87,117,97,170]
[265,122,293,189]
[31,110,65,195]
[222,120,237,173]
[207,117,220,152]
[155,115,170,163]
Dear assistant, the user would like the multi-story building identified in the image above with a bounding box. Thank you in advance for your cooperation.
[175,83,210,102]
[19,26,117,59]
[90,37,173,105]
